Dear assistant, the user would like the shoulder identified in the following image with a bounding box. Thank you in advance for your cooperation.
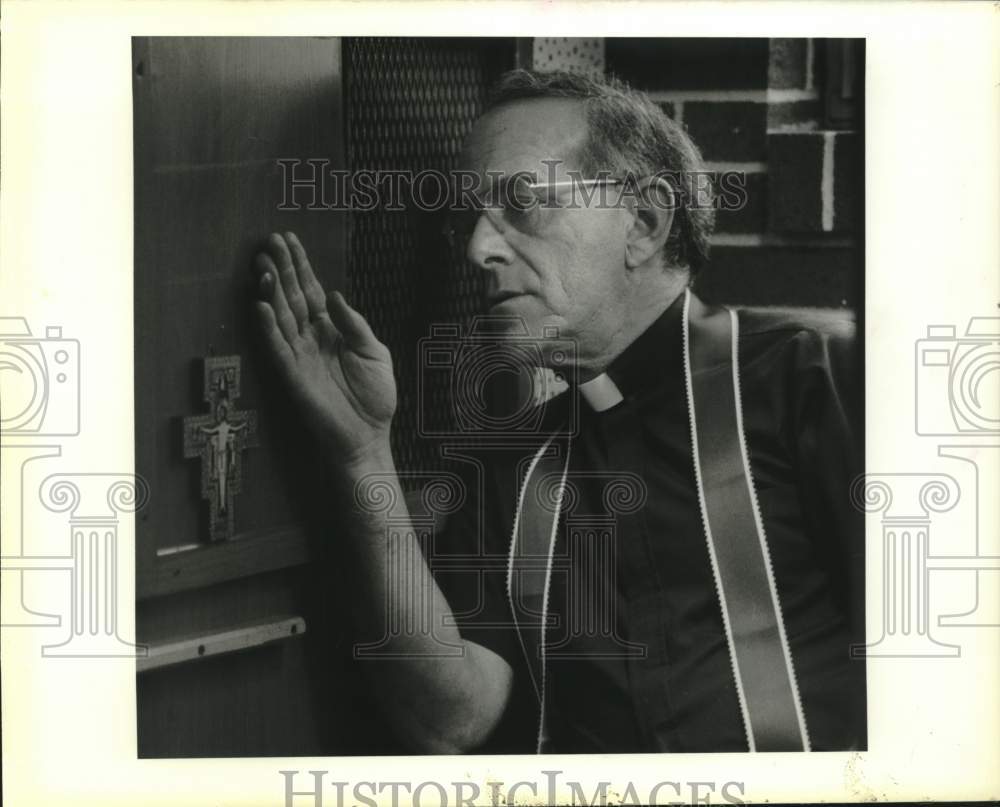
[736,305,856,343]
[736,306,857,367]
[732,305,862,421]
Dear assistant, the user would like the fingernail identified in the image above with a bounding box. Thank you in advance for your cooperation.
[258,272,274,299]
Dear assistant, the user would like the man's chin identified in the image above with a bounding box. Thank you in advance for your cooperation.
[477,298,541,337]
[478,317,576,378]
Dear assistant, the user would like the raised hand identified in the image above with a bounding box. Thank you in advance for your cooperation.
[253,232,396,469]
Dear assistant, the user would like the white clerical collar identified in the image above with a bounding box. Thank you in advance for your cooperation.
[578,372,625,412]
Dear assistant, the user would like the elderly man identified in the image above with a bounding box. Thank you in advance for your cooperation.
[252,70,865,754]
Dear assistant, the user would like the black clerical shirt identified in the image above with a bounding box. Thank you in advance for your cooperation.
[435,290,866,754]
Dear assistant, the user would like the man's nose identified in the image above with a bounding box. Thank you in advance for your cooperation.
[466,211,514,271]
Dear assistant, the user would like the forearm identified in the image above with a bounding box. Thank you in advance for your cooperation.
[333,443,512,753]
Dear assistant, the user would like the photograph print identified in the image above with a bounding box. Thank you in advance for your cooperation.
[132,36,866,757]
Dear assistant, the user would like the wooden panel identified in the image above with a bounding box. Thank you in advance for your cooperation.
[140,37,342,168]
[137,566,404,757]
[133,37,376,759]
[138,636,320,757]
[137,525,309,599]
[134,36,347,591]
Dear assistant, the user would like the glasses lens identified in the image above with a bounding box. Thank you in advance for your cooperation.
[503,175,539,212]
[445,173,547,244]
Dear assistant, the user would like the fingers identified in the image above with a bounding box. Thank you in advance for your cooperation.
[264,232,309,328]
[254,232,367,355]
[283,232,329,321]
[253,300,295,374]
[327,290,379,352]
[254,251,299,345]
[257,269,275,301]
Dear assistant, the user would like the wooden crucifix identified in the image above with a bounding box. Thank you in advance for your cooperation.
[183,355,258,542]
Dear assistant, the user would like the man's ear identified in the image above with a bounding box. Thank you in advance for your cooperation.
[623,176,676,270]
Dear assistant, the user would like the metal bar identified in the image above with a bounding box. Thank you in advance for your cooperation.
[136,616,306,674]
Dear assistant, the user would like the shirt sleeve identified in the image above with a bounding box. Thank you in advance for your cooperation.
[429,461,522,671]
[789,322,866,649]
[428,461,538,752]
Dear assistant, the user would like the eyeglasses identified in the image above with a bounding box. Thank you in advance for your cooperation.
[443,175,623,247]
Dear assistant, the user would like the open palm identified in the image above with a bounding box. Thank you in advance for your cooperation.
[253,232,397,467]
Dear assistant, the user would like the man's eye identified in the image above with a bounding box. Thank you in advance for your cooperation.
[504,204,541,231]
[504,177,539,211]
[511,188,538,211]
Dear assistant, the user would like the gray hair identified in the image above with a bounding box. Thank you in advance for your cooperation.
[485,69,715,274]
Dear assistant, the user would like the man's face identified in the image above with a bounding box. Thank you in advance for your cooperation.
[457,98,631,361]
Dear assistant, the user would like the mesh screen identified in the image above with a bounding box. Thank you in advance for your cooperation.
[344,37,514,475]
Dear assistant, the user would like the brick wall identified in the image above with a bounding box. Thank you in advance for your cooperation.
[595,38,864,310]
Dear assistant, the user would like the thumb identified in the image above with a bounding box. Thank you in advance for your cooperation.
[327,291,379,351]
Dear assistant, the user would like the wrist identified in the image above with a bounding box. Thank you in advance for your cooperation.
[337,438,396,482]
